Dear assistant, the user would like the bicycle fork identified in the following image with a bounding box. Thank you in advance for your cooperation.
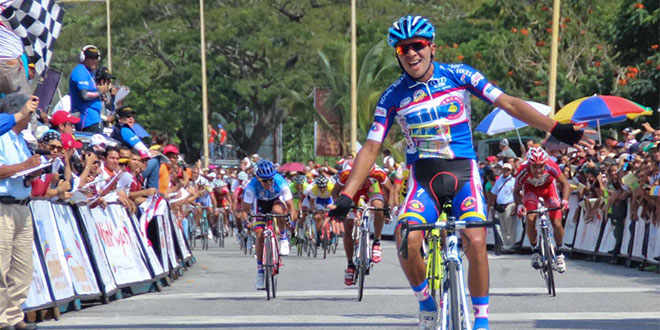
[441,235,471,330]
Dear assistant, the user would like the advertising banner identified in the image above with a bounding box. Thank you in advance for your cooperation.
[22,241,53,310]
[159,214,178,269]
[597,217,617,255]
[166,209,191,260]
[620,202,633,256]
[89,206,151,286]
[155,216,170,273]
[51,203,100,297]
[128,212,165,277]
[106,204,152,281]
[562,195,580,249]
[77,206,117,294]
[573,208,602,253]
[30,201,75,302]
[645,223,658,263]
[631,211,647,260]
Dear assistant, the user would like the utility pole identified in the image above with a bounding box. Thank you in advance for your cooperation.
[350,0,357,154]
[548,0,561,115]
[199,0,209,167]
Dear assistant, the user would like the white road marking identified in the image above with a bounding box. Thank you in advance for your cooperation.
[40,312,660,327]
[123,286,659,301]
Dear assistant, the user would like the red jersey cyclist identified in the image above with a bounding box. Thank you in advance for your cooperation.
[514,146,570,273]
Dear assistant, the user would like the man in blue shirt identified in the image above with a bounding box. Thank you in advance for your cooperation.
[0,92,41,330]
[69,45,109,133]
[110,106,151,158]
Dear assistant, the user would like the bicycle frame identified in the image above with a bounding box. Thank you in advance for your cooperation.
[249,213,290,300]
[400,217,494,330]
[527,200,562,297]
[352,206,388,301]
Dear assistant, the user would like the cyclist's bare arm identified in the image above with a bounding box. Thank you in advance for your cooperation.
[341,140,381,197]
[286,199,297,222]
[495,94,555,132]
[513,178,524,206]
[557,172,570,202]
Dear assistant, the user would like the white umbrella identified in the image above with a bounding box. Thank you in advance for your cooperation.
[475,101,552,147]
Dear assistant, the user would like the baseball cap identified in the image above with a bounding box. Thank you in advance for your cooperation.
[116,106,136,118]
[83,45,100,59]
[61,133,83,149]
[486,155,497,163]
[38,129,60,144]
[163,144,179,155]
[502,163,513,171]
[50,110,81,126]
[500,138,509,146]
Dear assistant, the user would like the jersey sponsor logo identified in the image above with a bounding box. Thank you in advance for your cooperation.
[470,72,484,87]
[429,77,447,88]
[374,107,387,117]
[460,196,476,211]
[407,199,425,212]
[438,95,465,121]
[413,89,427,103]
[399,97,412,108]
[367,122,386,142]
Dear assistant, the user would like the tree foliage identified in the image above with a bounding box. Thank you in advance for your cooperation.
[50,0,659,162]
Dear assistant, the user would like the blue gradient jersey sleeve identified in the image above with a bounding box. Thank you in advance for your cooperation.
[367,62,504,163]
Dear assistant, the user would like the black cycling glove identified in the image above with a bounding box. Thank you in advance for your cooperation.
[550,122,584,146]
[329,193,354,218]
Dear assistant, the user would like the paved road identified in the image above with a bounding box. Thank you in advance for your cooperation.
[41,236,660,329]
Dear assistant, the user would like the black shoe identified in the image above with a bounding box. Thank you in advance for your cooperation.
[14,321,36,330]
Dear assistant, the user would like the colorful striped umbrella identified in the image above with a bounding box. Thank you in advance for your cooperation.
[553,95,649,124]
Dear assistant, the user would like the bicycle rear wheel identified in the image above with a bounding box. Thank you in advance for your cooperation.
[542,228,556,297]
[447,261,461,329]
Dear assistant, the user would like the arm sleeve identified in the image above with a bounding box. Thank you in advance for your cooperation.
[448,64,504,104]
[366,82,399,143]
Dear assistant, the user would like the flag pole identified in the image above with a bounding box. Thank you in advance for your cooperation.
[106,0,111,72]
[548,0,561,115]
[200,0,209,167]
[350,0,357,154]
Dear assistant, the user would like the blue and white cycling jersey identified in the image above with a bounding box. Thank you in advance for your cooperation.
[367,62,504,164]
[242,173,293,204]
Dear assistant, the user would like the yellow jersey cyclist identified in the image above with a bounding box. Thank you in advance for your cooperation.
[305,175,335,246]
[329,15,593,330]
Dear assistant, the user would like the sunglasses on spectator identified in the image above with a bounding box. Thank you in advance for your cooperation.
[49,145,63,152]
[396,39,431,56]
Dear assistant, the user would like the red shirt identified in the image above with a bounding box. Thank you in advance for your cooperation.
[515,159,562,189]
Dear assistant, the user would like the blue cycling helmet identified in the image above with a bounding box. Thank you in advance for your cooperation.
[388,15,435,47]
[255,159,277,179]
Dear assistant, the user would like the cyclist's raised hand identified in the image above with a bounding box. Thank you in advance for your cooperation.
[550,122,596,148]
[328,193,354,218]
[516,204,527,217]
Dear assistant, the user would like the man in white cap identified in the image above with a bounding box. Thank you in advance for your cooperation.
[491,162,517,250]
[497,138,517,159]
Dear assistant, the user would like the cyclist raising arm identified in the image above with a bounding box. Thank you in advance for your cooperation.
[241,160,297,290]
[329,15,593,330]
[514,147,571,273]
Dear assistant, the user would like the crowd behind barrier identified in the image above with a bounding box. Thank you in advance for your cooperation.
[22,197,194,315]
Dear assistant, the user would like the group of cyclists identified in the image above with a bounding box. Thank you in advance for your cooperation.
[182,15,592,330]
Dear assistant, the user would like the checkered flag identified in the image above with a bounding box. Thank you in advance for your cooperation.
[1,0,63,76]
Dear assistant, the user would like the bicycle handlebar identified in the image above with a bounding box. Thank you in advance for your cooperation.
[526,207,562,215]
[398,219,495,259]
[248,213,291,219]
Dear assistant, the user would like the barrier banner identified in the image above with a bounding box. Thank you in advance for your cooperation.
[645,223,658,263]
[573,208,602,253]
[562,195,580,249]
[128,211,165,277]
[620,201,633,256]
[90,206,151,286]
[30,201,75,302]
[630,209,647,260]
[155,216,171,273]
[106,204,152,281]
[51,203,100,297]
[22,241,53,310]
[77,206,118,294]
[159,214,178,269]
[597,217,617,256]
[166,209,191,260]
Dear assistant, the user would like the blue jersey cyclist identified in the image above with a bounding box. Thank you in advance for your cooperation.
[329,15,593,330]
[242,159,297,290]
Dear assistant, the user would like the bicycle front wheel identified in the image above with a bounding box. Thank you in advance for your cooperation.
[542,228,556,297]
[427,240,442,302]
[447,261,461,329]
